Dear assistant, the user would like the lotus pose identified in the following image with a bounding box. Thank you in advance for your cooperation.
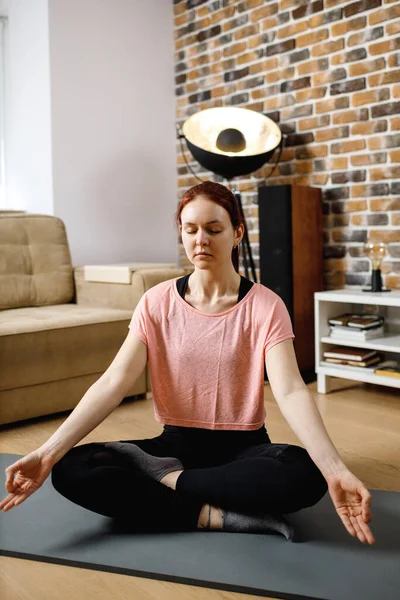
[1,181,375,545]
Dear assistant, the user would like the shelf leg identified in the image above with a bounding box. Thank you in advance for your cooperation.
[317,373,332,394]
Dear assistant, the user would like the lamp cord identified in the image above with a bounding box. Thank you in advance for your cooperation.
[176,123,286,191]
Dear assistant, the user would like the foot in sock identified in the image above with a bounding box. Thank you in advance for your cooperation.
[221,508,295,541]
[104,442,183,482]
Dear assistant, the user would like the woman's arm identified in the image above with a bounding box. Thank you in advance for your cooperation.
[266,339,376,546]
[39,330,147,464]
[265,339,349,479]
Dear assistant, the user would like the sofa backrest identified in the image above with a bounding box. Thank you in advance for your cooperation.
[0,214,74,309]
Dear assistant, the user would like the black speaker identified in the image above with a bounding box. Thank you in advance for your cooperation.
[258,184,323,384]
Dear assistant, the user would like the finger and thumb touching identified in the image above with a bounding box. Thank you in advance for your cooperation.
[361,487,372,519]
[6,464,21,491]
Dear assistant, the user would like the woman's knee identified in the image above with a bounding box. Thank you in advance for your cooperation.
[300,462,328,509]
[280,445,328,511]
[51,442,97,491]
[292,447,328,491]
[51,453,74,492]
[51,456,71,493]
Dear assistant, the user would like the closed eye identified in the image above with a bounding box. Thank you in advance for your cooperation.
[186,231,221,234]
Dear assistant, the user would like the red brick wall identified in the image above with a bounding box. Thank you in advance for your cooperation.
[174,0,400,289]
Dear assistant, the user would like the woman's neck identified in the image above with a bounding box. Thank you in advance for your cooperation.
[187,271,241,303]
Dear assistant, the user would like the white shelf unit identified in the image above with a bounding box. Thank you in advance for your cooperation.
[314,289,400,394]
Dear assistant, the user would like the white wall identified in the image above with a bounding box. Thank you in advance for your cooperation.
[2,0,178,266]
[49,0,178,265]
[0,0,53,213]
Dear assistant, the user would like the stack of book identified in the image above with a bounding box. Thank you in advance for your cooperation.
[327,313,385,342]
[322,346,382,368]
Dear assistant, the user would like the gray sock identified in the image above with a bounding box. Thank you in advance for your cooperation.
[221,508,295,541]
[104,442,183,482]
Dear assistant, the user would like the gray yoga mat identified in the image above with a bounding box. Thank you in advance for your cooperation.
[0,453,399,600]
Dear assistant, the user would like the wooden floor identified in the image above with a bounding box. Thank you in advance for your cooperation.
[1,377,400,600]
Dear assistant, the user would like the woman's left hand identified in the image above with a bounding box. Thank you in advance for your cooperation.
[326,469,375,545]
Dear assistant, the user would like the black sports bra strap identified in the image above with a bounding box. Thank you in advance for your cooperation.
[176,274,254,303]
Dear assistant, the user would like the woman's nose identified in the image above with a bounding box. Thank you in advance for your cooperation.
[196,233,209,244]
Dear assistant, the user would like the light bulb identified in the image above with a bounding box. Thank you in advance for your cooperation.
[363,242,388,270]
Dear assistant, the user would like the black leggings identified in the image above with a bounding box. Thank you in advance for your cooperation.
[51,424,328,532]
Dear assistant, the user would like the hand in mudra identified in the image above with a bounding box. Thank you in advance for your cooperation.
[326,469,375,545]
[0,449,55,513]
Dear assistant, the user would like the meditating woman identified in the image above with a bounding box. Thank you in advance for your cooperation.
[0,181,375,545]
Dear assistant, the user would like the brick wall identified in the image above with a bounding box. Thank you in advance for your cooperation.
[174,0,400,289]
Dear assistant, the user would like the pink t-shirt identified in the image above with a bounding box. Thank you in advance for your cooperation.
[129,277,295,431]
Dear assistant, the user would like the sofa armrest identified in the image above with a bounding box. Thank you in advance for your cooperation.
[73,265,186,311]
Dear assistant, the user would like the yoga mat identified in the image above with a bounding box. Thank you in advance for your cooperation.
[0,453,399,600]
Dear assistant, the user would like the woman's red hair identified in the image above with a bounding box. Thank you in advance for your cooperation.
[174,181,244,273]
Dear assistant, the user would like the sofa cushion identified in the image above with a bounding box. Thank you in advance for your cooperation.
[0,304,133,391]
[0,214,74,309]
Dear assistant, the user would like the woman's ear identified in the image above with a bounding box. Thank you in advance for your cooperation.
[237,224,245,244]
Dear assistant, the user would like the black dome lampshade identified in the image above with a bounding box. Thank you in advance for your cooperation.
[181,107,282,180]
[178,107,283,283]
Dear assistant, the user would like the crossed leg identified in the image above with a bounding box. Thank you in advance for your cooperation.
[51,439,328,534]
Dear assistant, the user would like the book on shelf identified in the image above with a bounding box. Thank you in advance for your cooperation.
[323,355,382,367]
[375,366,400,378]
[328,313,384,330]
[329,325,385,341]
[320,359,397,373]
[320,360,378,372]
[323,346,379,361]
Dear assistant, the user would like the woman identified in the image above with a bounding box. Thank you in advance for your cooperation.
[0,181,375,545]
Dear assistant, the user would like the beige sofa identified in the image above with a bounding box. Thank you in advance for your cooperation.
[0,214,185,426]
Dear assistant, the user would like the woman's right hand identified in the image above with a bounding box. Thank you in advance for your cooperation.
[0,449,56,512]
